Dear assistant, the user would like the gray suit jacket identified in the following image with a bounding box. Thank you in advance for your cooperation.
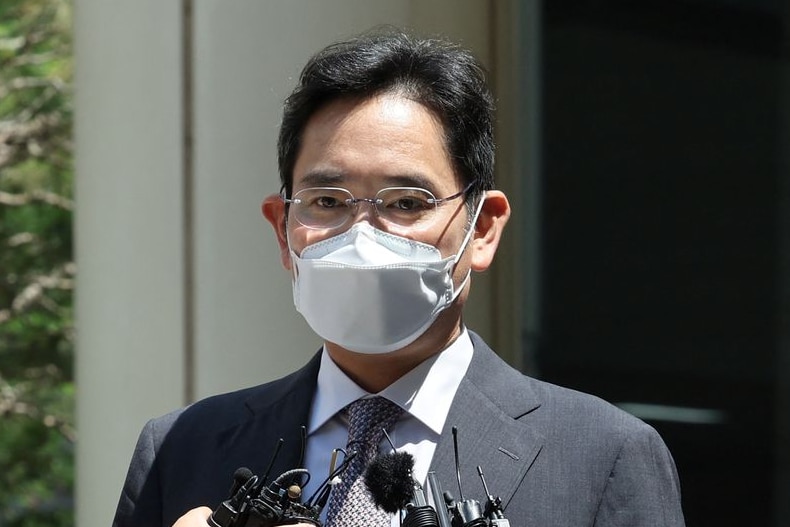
[113,333,684,526]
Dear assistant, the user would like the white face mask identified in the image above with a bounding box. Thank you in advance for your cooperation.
[289,199,483,354]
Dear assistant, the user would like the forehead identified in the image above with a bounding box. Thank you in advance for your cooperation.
[293,94,459,193]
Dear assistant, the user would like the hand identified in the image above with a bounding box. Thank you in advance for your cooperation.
[173,507,212,527]
[171,506,316,527]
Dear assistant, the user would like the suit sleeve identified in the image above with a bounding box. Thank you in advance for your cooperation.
[593,424,685,526]
[113,419,165,527]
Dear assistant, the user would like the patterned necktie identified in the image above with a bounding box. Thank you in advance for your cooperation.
[325,396,403,527]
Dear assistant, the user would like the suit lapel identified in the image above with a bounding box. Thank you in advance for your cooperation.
[216,351,322,478]
[430,334,544,509]
[212,337,543,509]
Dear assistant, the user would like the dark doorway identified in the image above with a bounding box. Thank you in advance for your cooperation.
[533,1,789,525]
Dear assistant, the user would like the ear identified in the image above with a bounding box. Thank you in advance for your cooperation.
[470,190,511,272]
[261,194,292,271]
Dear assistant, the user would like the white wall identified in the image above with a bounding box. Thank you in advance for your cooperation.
[74,2,505,527]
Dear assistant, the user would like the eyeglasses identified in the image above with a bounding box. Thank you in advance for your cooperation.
[282,182,474,230]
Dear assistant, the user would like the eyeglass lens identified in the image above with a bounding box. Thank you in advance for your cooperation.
[290,187,440,229]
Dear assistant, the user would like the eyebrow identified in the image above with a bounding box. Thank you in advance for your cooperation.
[381,173,437,191]
[298,170,440,193]
[298,170,346,187]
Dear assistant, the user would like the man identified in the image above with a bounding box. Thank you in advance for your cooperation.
[113,30,685,527]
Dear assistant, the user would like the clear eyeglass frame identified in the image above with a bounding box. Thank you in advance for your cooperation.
[282,181,474,231]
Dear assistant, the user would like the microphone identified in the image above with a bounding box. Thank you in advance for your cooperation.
[208,434,349,527]
[365,450,415,513]
[427,472,453,527]
[230,467,254,495]
[305,449,358,510]
[208,468,258,527]
[443,427,499,527]
[208,426,510,527]
[477,466,509,526]
[364,451,439,527]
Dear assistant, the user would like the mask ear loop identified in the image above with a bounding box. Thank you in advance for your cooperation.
[447,193,487,301]
[453,193,487,265]
[284,210,302,282]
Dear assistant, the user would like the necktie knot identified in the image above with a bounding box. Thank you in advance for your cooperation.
[345,396,402,451]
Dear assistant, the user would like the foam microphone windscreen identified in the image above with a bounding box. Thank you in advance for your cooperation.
[364,451,416,513]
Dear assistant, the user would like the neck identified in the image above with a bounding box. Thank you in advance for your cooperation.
[326,311,464,393]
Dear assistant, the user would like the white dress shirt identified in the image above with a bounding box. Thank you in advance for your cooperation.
[302,328,474,524]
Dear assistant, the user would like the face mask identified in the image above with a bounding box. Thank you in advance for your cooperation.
[289,199,484,354]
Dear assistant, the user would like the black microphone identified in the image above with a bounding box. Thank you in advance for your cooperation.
[446,427,487,527]
[230,467,254,496]
[365,450,415,513]
[208,434,327,527]
[477,466,509,526]
[364,451,439,527]
[209,468,257,527]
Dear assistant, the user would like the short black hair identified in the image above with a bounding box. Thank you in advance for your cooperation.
[277,28,495,204]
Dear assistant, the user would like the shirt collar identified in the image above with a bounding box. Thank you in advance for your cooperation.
[308,328,474,435]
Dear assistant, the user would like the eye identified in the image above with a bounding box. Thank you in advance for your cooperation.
[379,188,434,213]
[315,195,344,208]
[392,196,424,211]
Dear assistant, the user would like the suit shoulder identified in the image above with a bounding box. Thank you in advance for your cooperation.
[467,332,654,438]
[136,384,263,451]
[526,376,653,435]
[147,354,320,442]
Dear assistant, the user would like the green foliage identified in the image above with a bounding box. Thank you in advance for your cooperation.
[0,1,74,526]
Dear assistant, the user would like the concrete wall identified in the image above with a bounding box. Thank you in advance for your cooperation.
[73,2,525,526]
[74,3,187,526]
